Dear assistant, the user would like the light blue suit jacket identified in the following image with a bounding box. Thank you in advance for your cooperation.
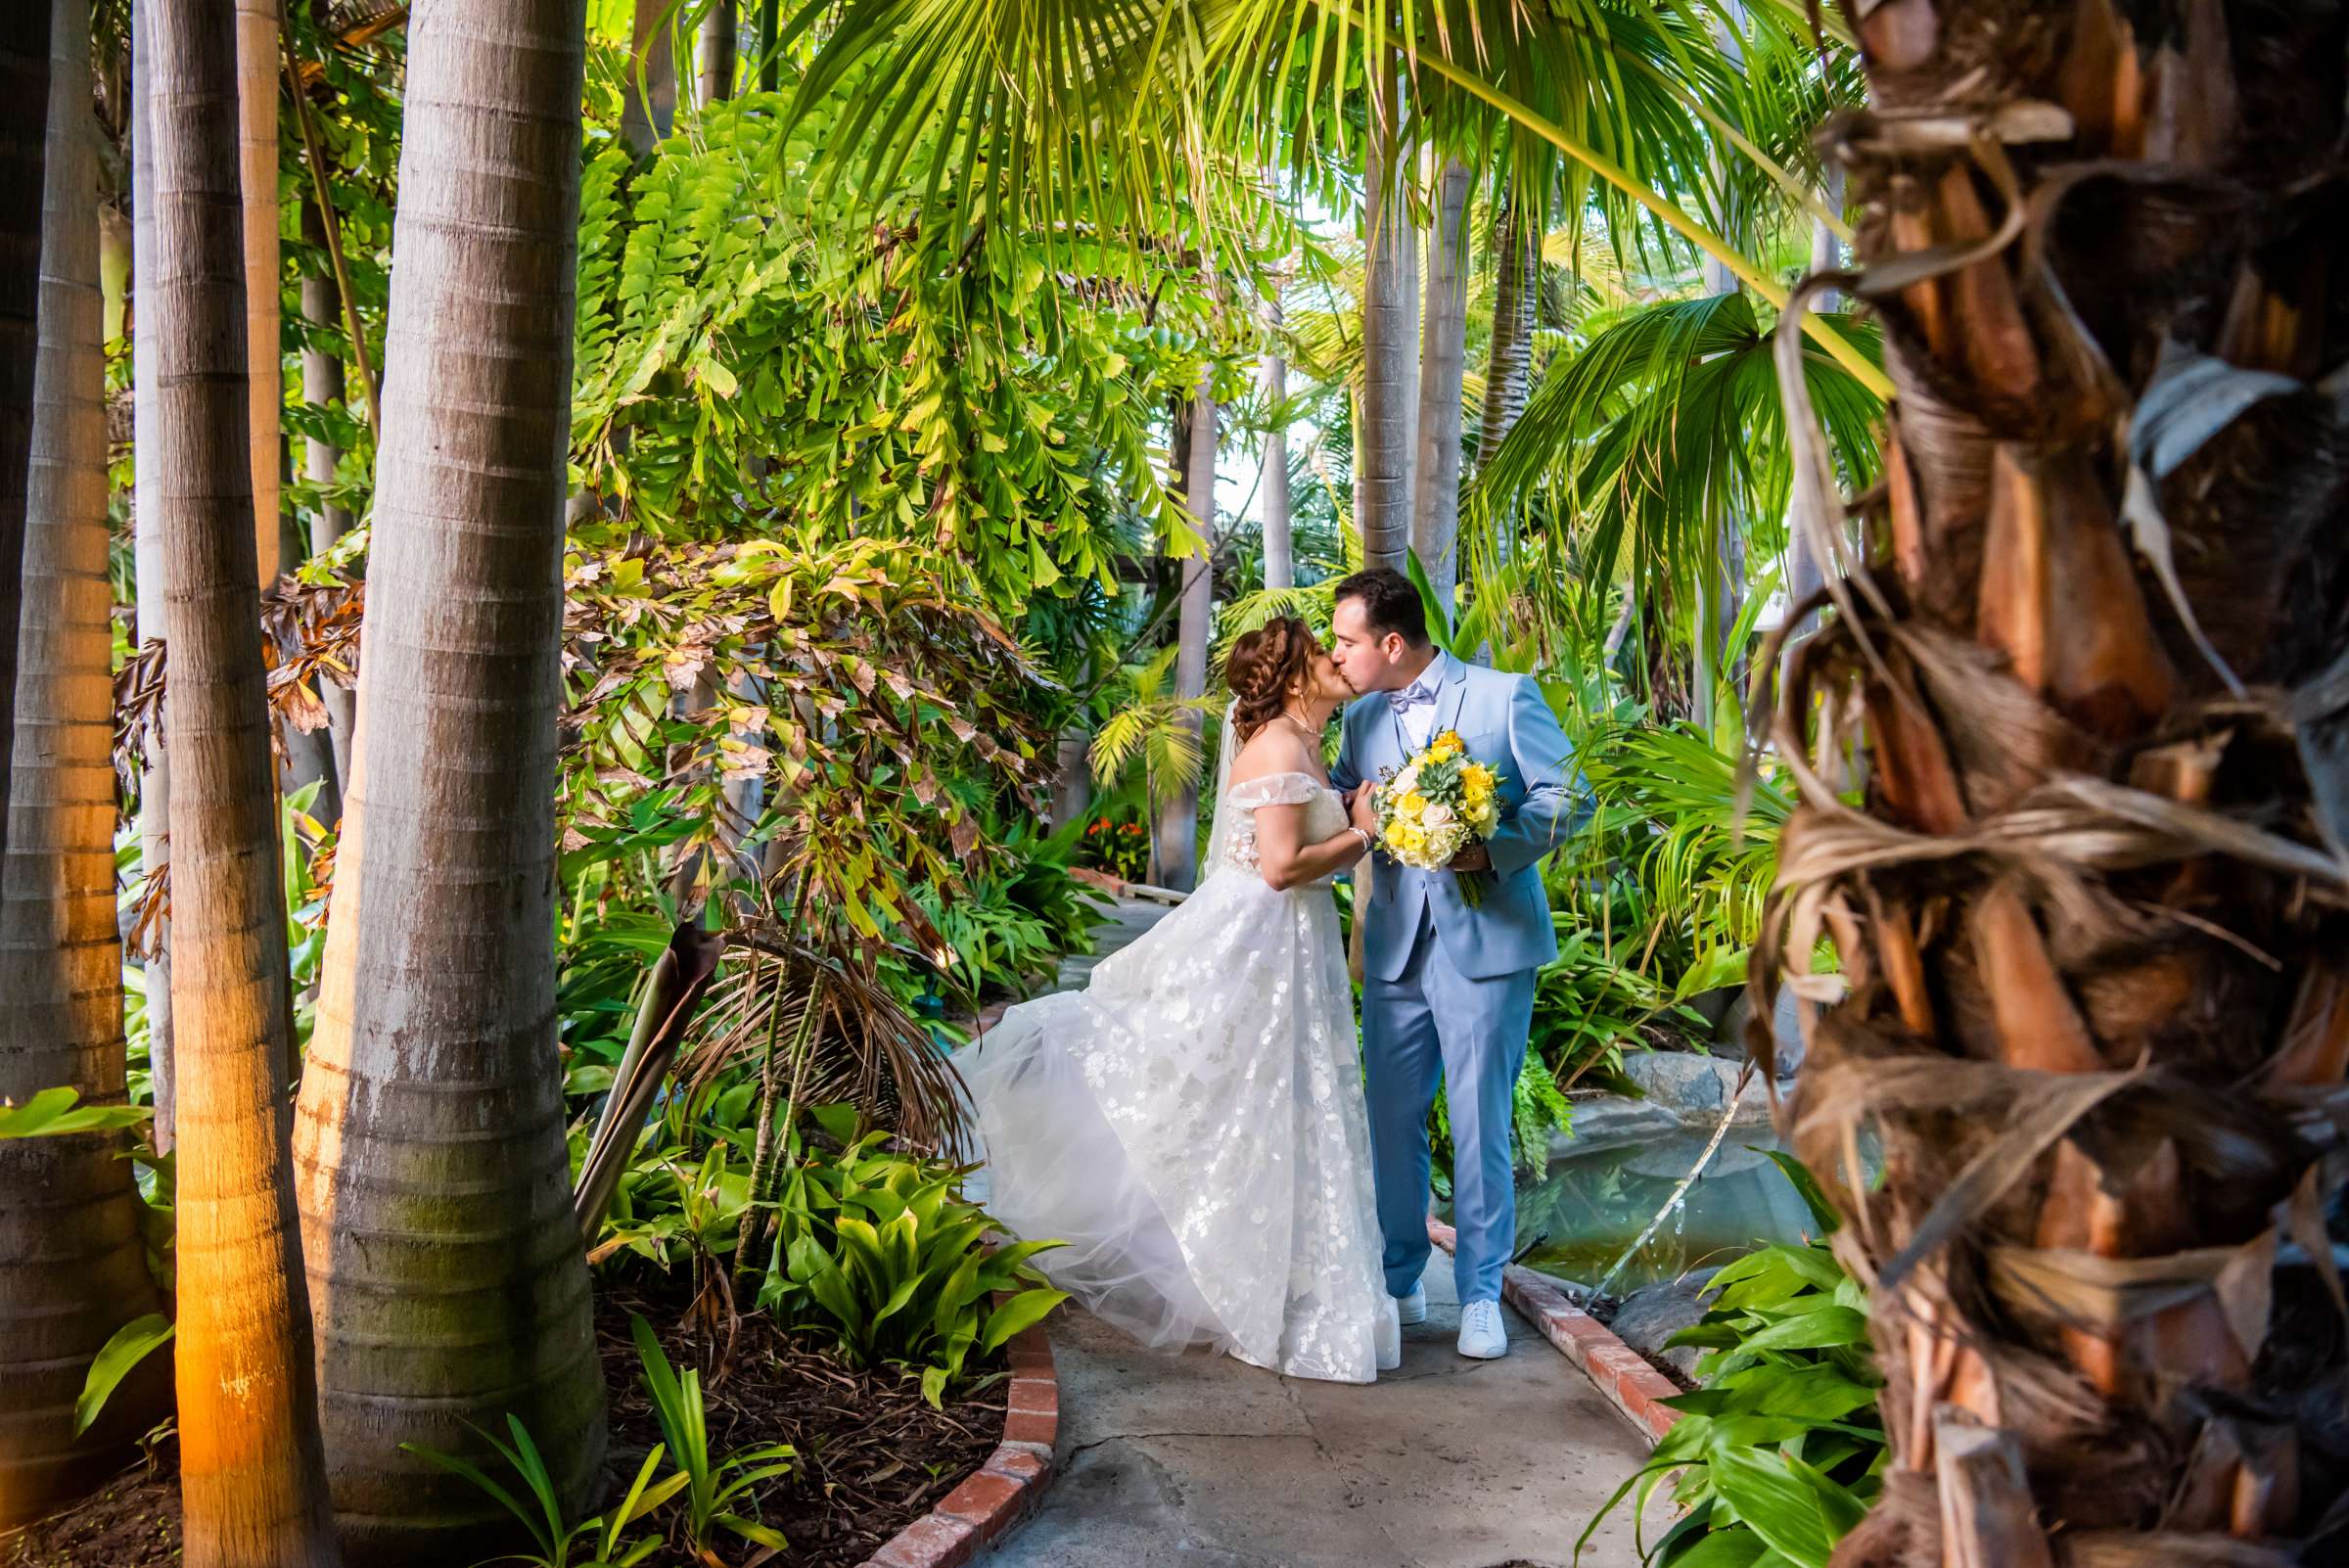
[1331,653,1587,983]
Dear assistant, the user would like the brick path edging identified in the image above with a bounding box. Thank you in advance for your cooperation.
[856,1314,1061,1568]
[1426,1217,1681,1446]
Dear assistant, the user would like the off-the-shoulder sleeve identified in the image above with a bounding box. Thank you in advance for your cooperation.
[1222,770,1328,809]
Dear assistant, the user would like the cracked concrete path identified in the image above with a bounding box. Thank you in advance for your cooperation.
[997,1260,1662,1567]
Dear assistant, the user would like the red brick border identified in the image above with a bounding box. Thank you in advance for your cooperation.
[1426,1217,1681,1446]
[858,1313,1061,1568]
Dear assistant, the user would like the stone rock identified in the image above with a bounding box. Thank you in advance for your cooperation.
[1717,982,1813,1080]
[1608,1268,1722,1381]
[1549,1096,1682,1161]
[1620,1050,1773,1126]
[1618,1135,1773,1183]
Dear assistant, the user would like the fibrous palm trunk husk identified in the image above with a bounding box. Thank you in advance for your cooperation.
[1754,3,2349,1563]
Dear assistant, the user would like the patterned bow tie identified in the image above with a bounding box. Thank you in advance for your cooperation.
[1388,679,1438,714]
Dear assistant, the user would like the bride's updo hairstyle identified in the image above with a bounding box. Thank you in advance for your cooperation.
[1226,616,1318,743]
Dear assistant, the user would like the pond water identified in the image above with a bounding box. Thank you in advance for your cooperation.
[1483,1123,1822,1296]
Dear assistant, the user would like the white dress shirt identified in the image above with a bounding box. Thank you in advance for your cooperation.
[1388,653,1452,753]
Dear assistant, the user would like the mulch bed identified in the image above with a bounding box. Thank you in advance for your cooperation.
[3,1276,1007,1568]
[2,1447,180,1568]
[598,1272,1008,1566]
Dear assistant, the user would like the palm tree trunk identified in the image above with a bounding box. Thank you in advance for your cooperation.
[0,5,52,881]
[1475,176,1537,470]
[301,200,354,795]
[129,0,175,1156]
[1156,383,1214,894]
[1357,65,1415,572]
[1411,156,1471,615]
[622,0,677,154]
[290,5,602,1558]
[1779,166,1841,695]
[698,0,736,107]
[1763,4,2349,1562]
[1260,271,1291,592]
[148,1,341,1561]
[0,0,170,1527]
[237,0,279,587]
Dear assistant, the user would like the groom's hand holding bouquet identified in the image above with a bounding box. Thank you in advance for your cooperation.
[1360,729,1505,905]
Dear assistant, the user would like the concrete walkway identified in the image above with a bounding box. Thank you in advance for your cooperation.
[986,899,1664,1568]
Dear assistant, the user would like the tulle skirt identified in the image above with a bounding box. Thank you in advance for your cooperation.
[953,867,1399,1383]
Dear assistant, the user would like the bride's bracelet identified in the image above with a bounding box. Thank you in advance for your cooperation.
[1347,825,1373,852]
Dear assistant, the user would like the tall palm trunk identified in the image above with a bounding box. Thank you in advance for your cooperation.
[0,7,52,877]
[129,0,175,1155]
[1474,176,1537,470]
[1411,156,1471,615]
[1156,383,1215,894]
[1357,66,1415,571]
[1780,166,1842,694]
[1761,4,2349,1563]
[0,0,167,1527]
[237,0,279,586]
[301,199,353,796]
[150,2,341,1561]
[291,4,601,1559]
[622,0,677,153]
[1260,271,1291,592]
[698,0,736,107]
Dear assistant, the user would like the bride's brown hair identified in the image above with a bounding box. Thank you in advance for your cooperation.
[1225,617,1319,743]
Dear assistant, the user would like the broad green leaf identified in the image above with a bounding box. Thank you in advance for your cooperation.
[980,1287,1069,1354]
[74,1314,174,1436]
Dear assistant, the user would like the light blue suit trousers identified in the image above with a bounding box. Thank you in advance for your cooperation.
[1332,653,1587,1305]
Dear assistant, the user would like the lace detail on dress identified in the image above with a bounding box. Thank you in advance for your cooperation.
[1218,770,1346,877]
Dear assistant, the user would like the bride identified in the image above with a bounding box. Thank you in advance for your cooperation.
[952,617,1401,1382]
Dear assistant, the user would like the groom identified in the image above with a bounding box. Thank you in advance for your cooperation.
[1328,568,1586,1360]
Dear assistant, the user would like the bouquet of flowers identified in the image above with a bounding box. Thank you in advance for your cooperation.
[1370,729,1504,905]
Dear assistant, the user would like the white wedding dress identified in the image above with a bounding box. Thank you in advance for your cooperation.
[952,751,1400,1383]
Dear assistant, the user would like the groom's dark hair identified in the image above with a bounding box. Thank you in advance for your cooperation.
[1332,568,1430,648]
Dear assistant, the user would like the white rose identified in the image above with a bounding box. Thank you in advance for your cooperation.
[1421,802,1454,829]
[1394,766,1420,794]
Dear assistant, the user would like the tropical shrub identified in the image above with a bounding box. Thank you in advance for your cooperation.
[628,1315,798,1555]
[752,1120,1068,1407]
[1581,1154,1884,1568]
[405,1417,687,1568]
[1077,810,1151,883]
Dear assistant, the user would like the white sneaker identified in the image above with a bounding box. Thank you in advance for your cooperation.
[1457,1299,1507,1360]
[1375,1298,1403,1372]
[1395,1283,1428,1326]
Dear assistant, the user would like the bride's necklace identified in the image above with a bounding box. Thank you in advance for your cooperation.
[1279,707,1324,738]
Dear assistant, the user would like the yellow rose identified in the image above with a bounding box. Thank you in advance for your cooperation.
[1436,730,1463,750]
[1399,790,1428,818]
[1462,762,1495,791]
